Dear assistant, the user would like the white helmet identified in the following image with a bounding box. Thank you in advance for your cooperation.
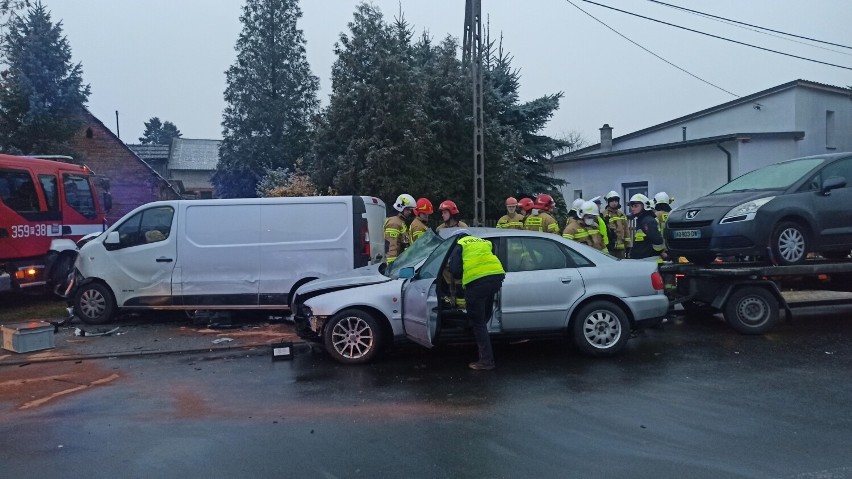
[604,190,620,202]
[580,200,599,217]
[571,198,585,213]
[629,193,650,208]
[654,192,672,205]
[393,193,416,212]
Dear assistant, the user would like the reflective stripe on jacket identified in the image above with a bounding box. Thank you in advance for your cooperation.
[457,236,505,286]
[496,212,525,230]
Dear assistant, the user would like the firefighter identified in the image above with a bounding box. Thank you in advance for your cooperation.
[384,193,416,264]
[562,200,590,244]
[410,197,433,243]
[581,201,608,252]
[530,194,560,234]
[590,196,609,250]
[496,197,524,230]
[436,200,469,232]
[518,198,535,220]
[653,192,673,235]
[602,191,629,259]
[628,194,666,260]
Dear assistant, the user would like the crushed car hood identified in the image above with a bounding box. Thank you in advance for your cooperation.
[295,263,392,295]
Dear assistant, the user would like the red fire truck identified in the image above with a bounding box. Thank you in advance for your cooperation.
[0,154,111,292]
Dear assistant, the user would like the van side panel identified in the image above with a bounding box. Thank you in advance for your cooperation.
[178,203,261,305]
[258,200,352,305]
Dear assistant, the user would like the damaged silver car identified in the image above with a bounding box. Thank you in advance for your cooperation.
[293,228,668,364]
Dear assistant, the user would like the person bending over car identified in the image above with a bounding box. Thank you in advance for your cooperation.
[447,229,506,371]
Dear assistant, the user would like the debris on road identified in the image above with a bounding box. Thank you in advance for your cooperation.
[211,338,234,345]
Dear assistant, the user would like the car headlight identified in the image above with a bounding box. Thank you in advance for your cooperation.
[720,196,775,224]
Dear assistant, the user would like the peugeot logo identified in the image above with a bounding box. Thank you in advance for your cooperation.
[685,209,700,219]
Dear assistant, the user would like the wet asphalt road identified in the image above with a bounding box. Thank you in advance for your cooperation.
[1,311,851,479]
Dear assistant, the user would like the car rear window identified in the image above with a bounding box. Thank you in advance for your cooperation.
[713,158,825,193]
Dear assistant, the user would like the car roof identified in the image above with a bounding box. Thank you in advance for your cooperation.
[784,152,852,163]
[438,227,562,240]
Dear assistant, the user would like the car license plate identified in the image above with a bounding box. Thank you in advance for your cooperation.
[673,229,701,239]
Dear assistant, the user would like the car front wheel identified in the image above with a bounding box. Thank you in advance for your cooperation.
[771,221,808,265]
[323,309,384,364]
[572,300,630,357]
[74,282,116,324]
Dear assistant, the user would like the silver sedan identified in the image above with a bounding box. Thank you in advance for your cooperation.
[293,228,668,364]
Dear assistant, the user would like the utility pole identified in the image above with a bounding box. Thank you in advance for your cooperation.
[463,0,485,226]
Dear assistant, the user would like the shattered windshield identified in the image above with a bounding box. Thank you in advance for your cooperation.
[713,158,824,193]
[385,229,445,279]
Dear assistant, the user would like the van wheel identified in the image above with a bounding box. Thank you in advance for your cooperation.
[50,254,74,288]
[771,221,808,265]
[74,282,116,324]
[323,309,383,364]
[724,286,779,335]
[572,300,630,357]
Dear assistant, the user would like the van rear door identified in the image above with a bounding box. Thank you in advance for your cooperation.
[361,196,386,264]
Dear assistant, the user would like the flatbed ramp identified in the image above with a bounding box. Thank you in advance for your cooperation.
[661,260,852,334]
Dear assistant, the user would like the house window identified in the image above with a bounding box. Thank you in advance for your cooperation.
[573,189,583,200]
[622,182,648,203]
[826,110,836,150]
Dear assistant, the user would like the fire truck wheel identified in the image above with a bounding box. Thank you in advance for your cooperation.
[74,282,116,324]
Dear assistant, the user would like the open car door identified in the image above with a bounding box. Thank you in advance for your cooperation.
[400,234,456,348]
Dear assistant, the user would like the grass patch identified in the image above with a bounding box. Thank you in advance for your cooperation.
[0,292,68,324]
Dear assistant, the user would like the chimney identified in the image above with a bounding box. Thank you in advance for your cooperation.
[600,124,613,152]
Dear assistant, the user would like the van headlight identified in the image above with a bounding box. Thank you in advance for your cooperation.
[720,197,775,224]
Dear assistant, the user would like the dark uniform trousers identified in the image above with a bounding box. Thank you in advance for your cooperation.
[464,274,505,365]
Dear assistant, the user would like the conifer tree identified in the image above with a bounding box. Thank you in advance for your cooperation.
[139,117,182,145]
[0,2,89,155]
[213,0,319,198]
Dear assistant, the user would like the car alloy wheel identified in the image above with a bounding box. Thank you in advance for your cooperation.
[323,309,383,364]
[572,300,630,357]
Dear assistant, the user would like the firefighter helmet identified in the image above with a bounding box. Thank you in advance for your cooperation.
[580,200,599,217]
[505,197,518,207]
[629,193,651,208]
[571,198,585,213]
[535,193,554,210]
[393,194,416,212]
[415,197,433,215]
[518,198,535,212]
[438,200,459,215]
[653,192,672,205]
[604,190,620,202]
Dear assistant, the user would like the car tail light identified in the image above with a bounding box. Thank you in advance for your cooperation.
[651,272,664,291]
[362,224,370,259]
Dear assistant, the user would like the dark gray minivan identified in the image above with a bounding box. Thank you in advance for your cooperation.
[665,152,852,265]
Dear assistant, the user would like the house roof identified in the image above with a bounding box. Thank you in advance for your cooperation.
[551,132,805,164]
[127,144,170,162]
[557,79,849,161]
[168,138,220,171]
[83,110,179,196]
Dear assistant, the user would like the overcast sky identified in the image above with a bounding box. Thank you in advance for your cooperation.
[45,0,852,146]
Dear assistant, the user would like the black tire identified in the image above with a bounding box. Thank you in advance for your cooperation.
[723,286,779,335]
[323,309,384,364]
[74,282,116,324]
[770,221,808,266]
[685,254,715,265]
[572,300,630,357]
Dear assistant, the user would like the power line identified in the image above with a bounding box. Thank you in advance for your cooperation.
[564,0,740,98]
[578,0,852,72]
[647,0,852,51]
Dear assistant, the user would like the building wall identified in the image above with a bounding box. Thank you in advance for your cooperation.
[794,88,852,155]
[170,170,214,191]
[71,112,179,224]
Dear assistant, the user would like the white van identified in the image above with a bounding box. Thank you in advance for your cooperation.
[71,195,386,324]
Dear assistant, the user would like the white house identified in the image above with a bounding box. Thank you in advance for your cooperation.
[551,80,852,206]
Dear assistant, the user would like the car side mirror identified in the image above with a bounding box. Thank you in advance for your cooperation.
[398,266,415,279]
[104,231,120,245]
[102,192,112,212]
[821,176,846,195]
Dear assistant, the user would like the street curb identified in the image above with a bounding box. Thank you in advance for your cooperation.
[0,340,312,367]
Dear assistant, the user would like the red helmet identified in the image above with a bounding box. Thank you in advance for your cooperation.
[535,193,554,210]
[505,197,518,207]
[439,200,459,215]
[518,198,534,212]
[415,197,433,215]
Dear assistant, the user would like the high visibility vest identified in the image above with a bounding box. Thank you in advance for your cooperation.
[457,236,505,286]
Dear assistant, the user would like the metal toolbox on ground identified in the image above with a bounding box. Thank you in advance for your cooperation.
[2,321,55,353]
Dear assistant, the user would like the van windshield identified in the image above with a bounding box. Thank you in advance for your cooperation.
[713,158,825,194]
[385,229,444,279]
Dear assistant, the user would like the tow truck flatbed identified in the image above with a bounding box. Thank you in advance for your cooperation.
[659,260,852,334]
